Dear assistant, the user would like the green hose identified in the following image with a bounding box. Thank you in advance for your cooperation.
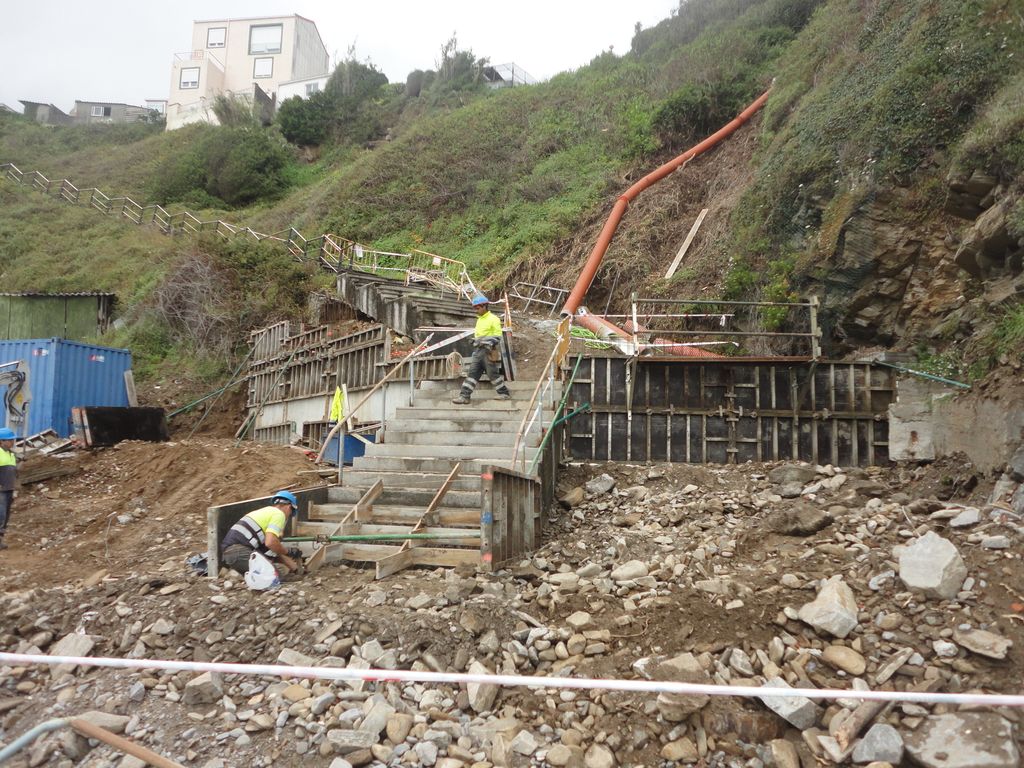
[284,532,478,543]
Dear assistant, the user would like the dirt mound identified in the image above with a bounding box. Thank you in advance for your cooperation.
[2,439,323,590]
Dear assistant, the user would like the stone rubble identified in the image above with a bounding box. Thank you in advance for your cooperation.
[1,460,1022,767]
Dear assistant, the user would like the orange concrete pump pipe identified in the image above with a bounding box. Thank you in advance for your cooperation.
[560,84,773,317]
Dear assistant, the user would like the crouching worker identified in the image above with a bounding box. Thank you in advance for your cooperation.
[220,491,302,581]
[452,294,512,404]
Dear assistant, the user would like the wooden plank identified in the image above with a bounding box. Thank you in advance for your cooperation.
[354,479,383,522]
[370,508,479,526]
[419,463,462,528]
[412,548,479,567]
[374,549,415,579]
[310,506,479,526]
[664,208,709,279]
[123,370,138,407]
[375,464,461,579]
[342,543,480,567]
[307,480,383,572]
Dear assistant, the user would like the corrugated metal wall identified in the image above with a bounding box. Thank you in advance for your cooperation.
[0,339,132,437]
[0,295,112,340]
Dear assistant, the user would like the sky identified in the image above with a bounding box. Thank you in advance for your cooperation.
[1,0,677,111]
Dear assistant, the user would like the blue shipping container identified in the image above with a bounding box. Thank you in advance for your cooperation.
[0,338,132,438]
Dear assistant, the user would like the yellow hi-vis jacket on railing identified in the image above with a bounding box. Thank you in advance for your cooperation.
[329,387,344,422]
[474,311,503,344]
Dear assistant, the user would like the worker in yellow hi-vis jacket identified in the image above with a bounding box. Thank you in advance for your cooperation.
[452,295,512,405]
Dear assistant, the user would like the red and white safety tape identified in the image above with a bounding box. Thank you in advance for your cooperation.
[1,652,1022,707]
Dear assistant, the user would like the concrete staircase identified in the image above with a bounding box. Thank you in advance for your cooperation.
[294,378,560,574]
[336,270,476,341]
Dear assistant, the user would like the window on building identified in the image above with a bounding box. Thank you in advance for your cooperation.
[305,82,320,96]
[249,24,282,55]
[180,67,200,89]
[253,57,274,79]
[91,106,103,117]
[207,27,226,48]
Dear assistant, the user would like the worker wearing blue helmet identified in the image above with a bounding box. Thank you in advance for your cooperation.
[219,490,301,577]
[0,427,16,550]
[452,295,512,404]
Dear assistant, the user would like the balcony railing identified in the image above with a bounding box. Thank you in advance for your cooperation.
[173,51,225,72]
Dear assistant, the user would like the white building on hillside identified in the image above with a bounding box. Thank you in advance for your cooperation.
[166,14,330,130]
[278,74,330,103]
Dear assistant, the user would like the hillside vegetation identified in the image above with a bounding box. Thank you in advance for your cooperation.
[0,0,1021,384]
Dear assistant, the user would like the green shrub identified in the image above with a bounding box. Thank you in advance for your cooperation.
[277,93,334,146]
[149,126,291,207]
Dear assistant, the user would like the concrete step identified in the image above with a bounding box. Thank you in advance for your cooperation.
[340,470,482,491]
[406,396,558,412]
[364,442,537,460]
[328,485,480,509]
[393,405,552,421]
[383,417,535,434]
[419,379,560,394]
[383,430,538,448]
[350,456,522,474]
[309,502,480,526]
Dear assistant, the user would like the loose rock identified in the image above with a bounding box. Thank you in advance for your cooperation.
[898,531,967,599]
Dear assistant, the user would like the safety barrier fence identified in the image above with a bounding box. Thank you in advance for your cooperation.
[628,295,822,359]
[0,162,475,297]
[507,282,570,316]
[1,652,1022,708]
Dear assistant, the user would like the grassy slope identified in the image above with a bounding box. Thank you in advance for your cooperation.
[0,0,1020,380]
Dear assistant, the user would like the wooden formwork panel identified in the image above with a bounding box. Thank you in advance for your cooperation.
[247,325,388,407]
[480,467,542,571]
[567,358,893,467]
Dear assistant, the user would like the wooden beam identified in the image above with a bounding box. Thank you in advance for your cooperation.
[375,464,461,579]
[124,371,138,407]
[306,480,383,572]
[664,208,709,279]
[344,543,480,567]
[419,463,462,528]
[373,549,415,579]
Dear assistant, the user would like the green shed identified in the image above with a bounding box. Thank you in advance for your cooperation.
[0,292,115,341]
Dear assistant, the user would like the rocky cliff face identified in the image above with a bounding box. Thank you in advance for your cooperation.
[813,174,1023,354]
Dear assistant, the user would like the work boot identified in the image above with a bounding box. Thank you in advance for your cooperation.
[0,540,7,550]
[495,392,512,401]
[451,395,471,405]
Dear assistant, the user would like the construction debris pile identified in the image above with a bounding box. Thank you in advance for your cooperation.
[1,458,1022,767]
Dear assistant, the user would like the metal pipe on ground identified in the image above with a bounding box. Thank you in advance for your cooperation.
[560,85,773,317]
[0,717,185,767]
[0,718,69,762]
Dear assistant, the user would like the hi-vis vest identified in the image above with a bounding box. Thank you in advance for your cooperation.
[0,447,16,492]
[222,505,286,552]
[474,311,503,340]
[329,387,344,422]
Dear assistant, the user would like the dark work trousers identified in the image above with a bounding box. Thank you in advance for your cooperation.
[0,490,11,540]
[460,345,511,400]
[221,543,254,574]
[221,543,291,577]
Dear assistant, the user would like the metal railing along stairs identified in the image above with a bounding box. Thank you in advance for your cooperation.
[0,162,477,299]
